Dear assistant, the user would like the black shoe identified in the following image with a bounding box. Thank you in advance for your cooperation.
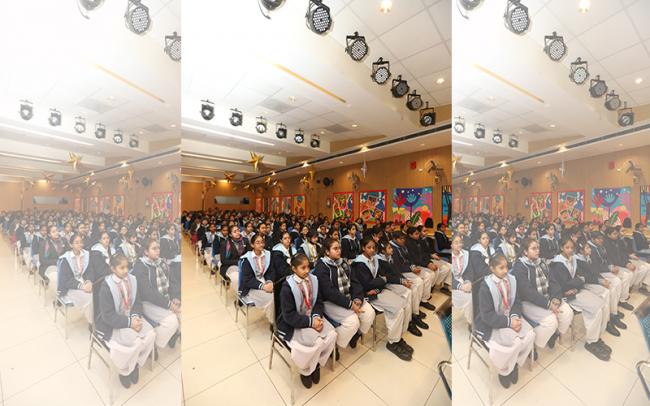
[617,311,624,319]
[611,315,627,329]
[418,311,427,319]
[349,332,361,349]
[408,321,423,337]
[311,365,320,384]
[509,364,519,384]
[439,286,451,296]
[547,331,559,349]
[413,316,429,330]
[639,285,650,296]
[119,374,132,389]
[532,348,538,362]
[597,339,612,354]
[584,342,610,361]
[300,374,313,389]
[619,301,634,311]
[398,339,414,353]
[130,365,139,384]
[168,331,181,348]
[498,373,511,389]
[386,341,412,361]
[606,321,621,337]
[420,302,436,311]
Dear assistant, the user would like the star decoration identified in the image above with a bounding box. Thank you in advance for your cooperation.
[451,154,461,172]
[66,152,82,170]
[127,168,135,183]
[264,176,272,186]
[43,172,54,183]
[248,152,264,172]
[223,172,235,183]
[83,176,92,186]
[360,161,367,180]
[308,169,316,182]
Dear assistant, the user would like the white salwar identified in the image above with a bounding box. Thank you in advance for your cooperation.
[107,319,156,376]
[323,301,374,348]
[142,302,180,348]
[288,320,337,375]
[487,319,535,376]
[521,301,572,348]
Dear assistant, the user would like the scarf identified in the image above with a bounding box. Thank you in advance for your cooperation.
[452,249,469,282]
[301,241,319,263]
[322,256,351,298]
[60,249,90,284]
[141,256,169,297]
[520,256,548,296]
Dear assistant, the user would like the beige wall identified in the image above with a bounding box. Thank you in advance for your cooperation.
[181,181,256,212]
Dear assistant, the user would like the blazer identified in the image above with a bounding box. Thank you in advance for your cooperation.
[475,274,522,341]
[548,255,584,301]
[510,258,555,309]
[313,258,361,309]
[132,258,172,309]
[96,275,144,342]
[277,275,324,342]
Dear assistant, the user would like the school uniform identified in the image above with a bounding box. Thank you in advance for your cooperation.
[57,250,93,322]
[633,230,650,256]
[391,240,432,303]
[271,243,297,282]
[238,250,275,323]
[21,230,33,267]
[377,253,418,324]
[466,243,495,284]
[451,250,473,323]
[615,237,650,290]
[89,243,115,283]
[496,241,518,269]
[434,230,452,254]
[588,241,624,312]
[278,274,337,376]
[39,236,67,285]
[539,235,559,262]
[576,253,614,327]
[602,238,634,302]
[160,235,180,263]
[341,235,361,261]
[406,236,440,295]
[117,241,139,269]
[297,241,321,269]
[420,237,452,286]
[97,274,156,376]
[219,237,249,288]
[31,233,47,269]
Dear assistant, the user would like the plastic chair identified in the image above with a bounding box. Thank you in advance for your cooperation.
[436,298,452,399]
[634,297,650,400]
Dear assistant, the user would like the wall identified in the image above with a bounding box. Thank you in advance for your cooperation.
[181,181,255,212]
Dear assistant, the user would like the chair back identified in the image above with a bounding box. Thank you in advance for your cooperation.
[90,278,106,337]
[436,297,452,350]
[634,296,650,355]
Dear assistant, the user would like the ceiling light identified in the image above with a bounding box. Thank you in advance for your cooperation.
[345,31,369,62]
[74,117,86,134]
[182,123,275,146]
[124,0,150,35]
[605,90,622,111]
[181,152,243,164]
[391,75,409,98]
[260,0,285,12]
[508,135,519,148]
[48,109,61,126]
[95,123,106,139]
[380,0,392,13]
[459,0,483,10]
[351,124,358,128]
[569,57,589,85]
[618,103,634,127]
[504,0,530,35]
[360,146,369,152]
[310,134,320,148]
[453,139,474,146]
[635,77,644,85]
[543,32,567,61]
[453,116,465,134]
[549,123,556,128]
[589,75,607,98]
[170,123,176,128]
[492,129,503,144]
[306,0,332,35]
[229,108,243,126]
[371,57,391,85]
[0,151,61,164]
[419,102,436,127]
[19,100,33,121]
[255,117,267,134]
[436,77,445,85]
[129,135,139,148]
[474,123,485,139]
[276,123,287,139]
[200,99,214,121]
[294,129,305,144]
[164,31,181,62]
[406,91,424,111]
[578,0,590,13]
[113,129,124,144]
[320,130,325,134]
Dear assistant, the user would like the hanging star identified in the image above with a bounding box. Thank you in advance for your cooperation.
[42,172,54,183]
[127,168,135,183]
[559,161,566,178]
[223,171,235,183]
[66,152,82,170]
[248,152,264,172]
[243,184,251,190]
[452,154,461,172]
[308,169,316,182]
[62,184,70,190]
[360,161,368,180]
[264,176,272,186]
[83,176,92,186]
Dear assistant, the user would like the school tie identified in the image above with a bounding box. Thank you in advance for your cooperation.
[497,278,510,313]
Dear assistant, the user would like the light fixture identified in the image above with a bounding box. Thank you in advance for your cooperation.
[474,123,485,139]
[113,129,124,144]
[124,0,151,35]
[589,75,607,98]
[95,123,106,139]
[436,77,445,84]
[605,90,622,111]
[164,31,181,62]
[19,100,33,121]
[406,91,423,111]
[508,135,519,148]
[261,0,284,11]
[306,0,331,35]
[74,117,86,134]
[345,31,369,62]
[578,0,590,13]
[543,32,567,61]
[294,129,305,144]
[391,75,409,98]
[48,109,61,127]
[371,57,391,85]
[275,123,287,139]
[78,0,104,18]
[492,129,503,144]
[459,0,483,10]
[419,102,436,127]
[0,123,93,146]
[129,135,139,148]
[310,134,320,148]
[504,0,530,35]
[255,116,267,134]
[229,108,243,126]
[200,99,214,121]
[569,57,589,85]
[380,0,392,13]
[618,103,634,127]
[453,116,466,134]
[635,77,644,85]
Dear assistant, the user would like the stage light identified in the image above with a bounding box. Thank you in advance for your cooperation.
[406,91,423,111]
[255,117,267,134]
[618,103,634,127]
[419,102,436,127]
[164,32,181,62]
[261,0,284,10]
[113,130,124,144]
[453,116,465,134]
[310,134,320,148]
[504,0,530,35]
[95,123,106,139]
[391,75,409,98]
[569,57,589,85]
[74,117,86,134]
[294,129,305,144]
[129,135,139,148]
[200,100,214,121]
[19,100,33,121]
[275,123,287,139]
[605,90,621,111]
[589,75,607,98]
[543,32,567,61]
[345,32,369,62]
[380,0,392,13]
[78,0,103,18]
[48,109,61,127]
[125,0,150,35]
[474,123,486,139]
[508,135,519,148]
[459,0,483,10]
[306,0,331,35]
[492,129,503,144]
[371,57,391,85]
[229,109,243,126]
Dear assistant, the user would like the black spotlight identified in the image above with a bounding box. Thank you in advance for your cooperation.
[474,123,486,139]
[310,134,321,148]
[618,103,634,127]
[294,129,305,144]
[125,0,150,35]
[508,135,519,148]
[129,135,139,148]
[113,130,124,144]
[589,75,607,98]
[200,100,215,121]
[48,109,62,127]
[276,123,287,139]
[391,75,410,98]
[74,117,86,134]
[79,0,104,11]
[492,129,503,144]
[95,123,106,139]
[459,0,483,10]
[345,32,369,62]
[19,100,33,121]
[229,109,243,126]
[371,57,391,85]
[255,117,267,134]
[406,91,423,111]
[419,102,436,127]
[543,32,567,62]
[605,90,621,111]
[569,57,589,85]
[164,32,181,62]
[306,0,331,35]
[453,116,466,134]
[261,0,284,11]
[504,0,530,35]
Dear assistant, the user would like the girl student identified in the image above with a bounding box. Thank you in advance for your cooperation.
[451,234,473,324]
[548,237,611,361]
[117,231,140,269]
[39,225,67,288]
[341,223,361,261]
[475,254,536,389]
[271,231,297,282]
[96,254,156,389]
[89,231,116,283]
[351,237,413,361]
[219,225,250,285]
[466,231,495,284]
[539,224,560,262]
[496,231,519,269]
[238,233,276,323]
[277,254,337,389]
[57,233,94,322]
[297,230,321,268]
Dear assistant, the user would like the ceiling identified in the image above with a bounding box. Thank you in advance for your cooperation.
[0,0,180,183]
[181,0,451,180]
[452,0,650,174]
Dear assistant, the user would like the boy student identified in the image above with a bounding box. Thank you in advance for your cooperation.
[633,222,650,257]
[391,232,436,311]
[591,231,635,311]
[606,226,650,296]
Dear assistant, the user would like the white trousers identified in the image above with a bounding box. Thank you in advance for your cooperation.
[323,301,374,348]
[63,289,92,323]
[599,273,622,314]
[108,319,156,376]
[452,289,472,324]
[431,260,452,287]
[628,259,649,289]
[584,283,611,326]
[566,290,606,344]
[611,268,632,301]
[414,267,435,301]
[142,302,180,348]
[385,283,413,328]
[242,289,274,324]
[522,301,572,348]
[401,272,424,312]
[370,289,408,344]
[289,320,337,375]
[487,319,535,376]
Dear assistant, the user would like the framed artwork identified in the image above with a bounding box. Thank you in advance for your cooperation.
[392,187,433,226]
[151,192,174,221]
[557,190,585,226]
[491,194,505,216]
[591,187,631,226]
[333,192,354,220]
[112,195,125,217]
[255,197,263,213]
[359,190,387,225]
[293,194,306,216]
[280,195,292,214]
[478,195,491,214]
[442,185,452,226]
[530,192,552,221]
[270,196,280,214]
[642,186,650,228]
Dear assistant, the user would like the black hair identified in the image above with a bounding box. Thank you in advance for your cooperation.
[291,253,309,269]
[489,254,507,268]
[110,254,129,268]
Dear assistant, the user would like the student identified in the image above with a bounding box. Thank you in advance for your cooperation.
[96,255,156,388]
[39,225,68,286]
[200,223,217,264]
[271,231,297,282]
[278,254,337,389]
[609,227,650,296]
[57,233,93,322]
[588,232,628,316]
[466,231,495,284]
[451,234,473,323]
[132,239,181,349]
[89,231,115,283]
[600,229,635,311]
[351,237,412,360]
[549,237,611,360]
[434,223,452,254]
[117,231,140,269]
[633,223,650,256]
[239,233,276,323]
[496,231,519,268]
[219,225,250,283]
[475,254,535,389]
[341,224,361,261]
[160,224,180,263]
[297,230,321,268]
[539,224,560,262]
[391,232,436,311]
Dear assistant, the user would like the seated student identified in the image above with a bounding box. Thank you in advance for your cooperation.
[39,225,68,287]
[475,254,536,389]
[405,227,444,293]
[117,231,140,269]
[351,237,413,361]
[415,227,452,291]
[466,231,495,284]
[219,225,250,283]
[297,230,321,269]
[200,223,217,264]
[31,224,48,272]
[133,239,181,350]
[633,223,650,256]
[451,234,473,324]
[539,224,560,263]
[88,231,116,283]
[160,224,180,264]
[57,233,93,322]
[549,237,611,361]
[278,254,337,389]
[434,223,452,255]
[496,231,519,269]
[391,231,436,311]
[313,238,375,353]
[341,224,361,261]
[272,231,297,282]
[96,254,156,389]
[327,228,340,241]
[239,233,275,323]
[611,226,650,296]
[601,228,637,311]
[511,238,572,352]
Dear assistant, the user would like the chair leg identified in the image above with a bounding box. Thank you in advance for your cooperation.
[268,341,275,369]
[245,306,250,340]
[467,338,473,369]
[330,345,335,371]
[63,306,68,340]
[372,317,377,352]
[488,364,495,406]
[88,344,93,369]
[290,364,297,406]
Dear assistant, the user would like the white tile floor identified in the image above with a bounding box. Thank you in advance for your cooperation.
[180,237,452,406]
[452,290,650,405]
[0,238,181,406]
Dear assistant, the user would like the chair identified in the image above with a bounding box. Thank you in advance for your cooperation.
[53,293,74,339]
[567,308,583,351]
[436,298,452,399]
[634,297,650,401]
[367,304,385,352]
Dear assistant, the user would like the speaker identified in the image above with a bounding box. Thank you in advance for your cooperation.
[323,177,334,187]
[241,197,250,204]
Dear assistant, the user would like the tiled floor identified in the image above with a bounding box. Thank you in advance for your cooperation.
[180,237,452,406]
[452,289,650,405]
[0,238,181,406]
